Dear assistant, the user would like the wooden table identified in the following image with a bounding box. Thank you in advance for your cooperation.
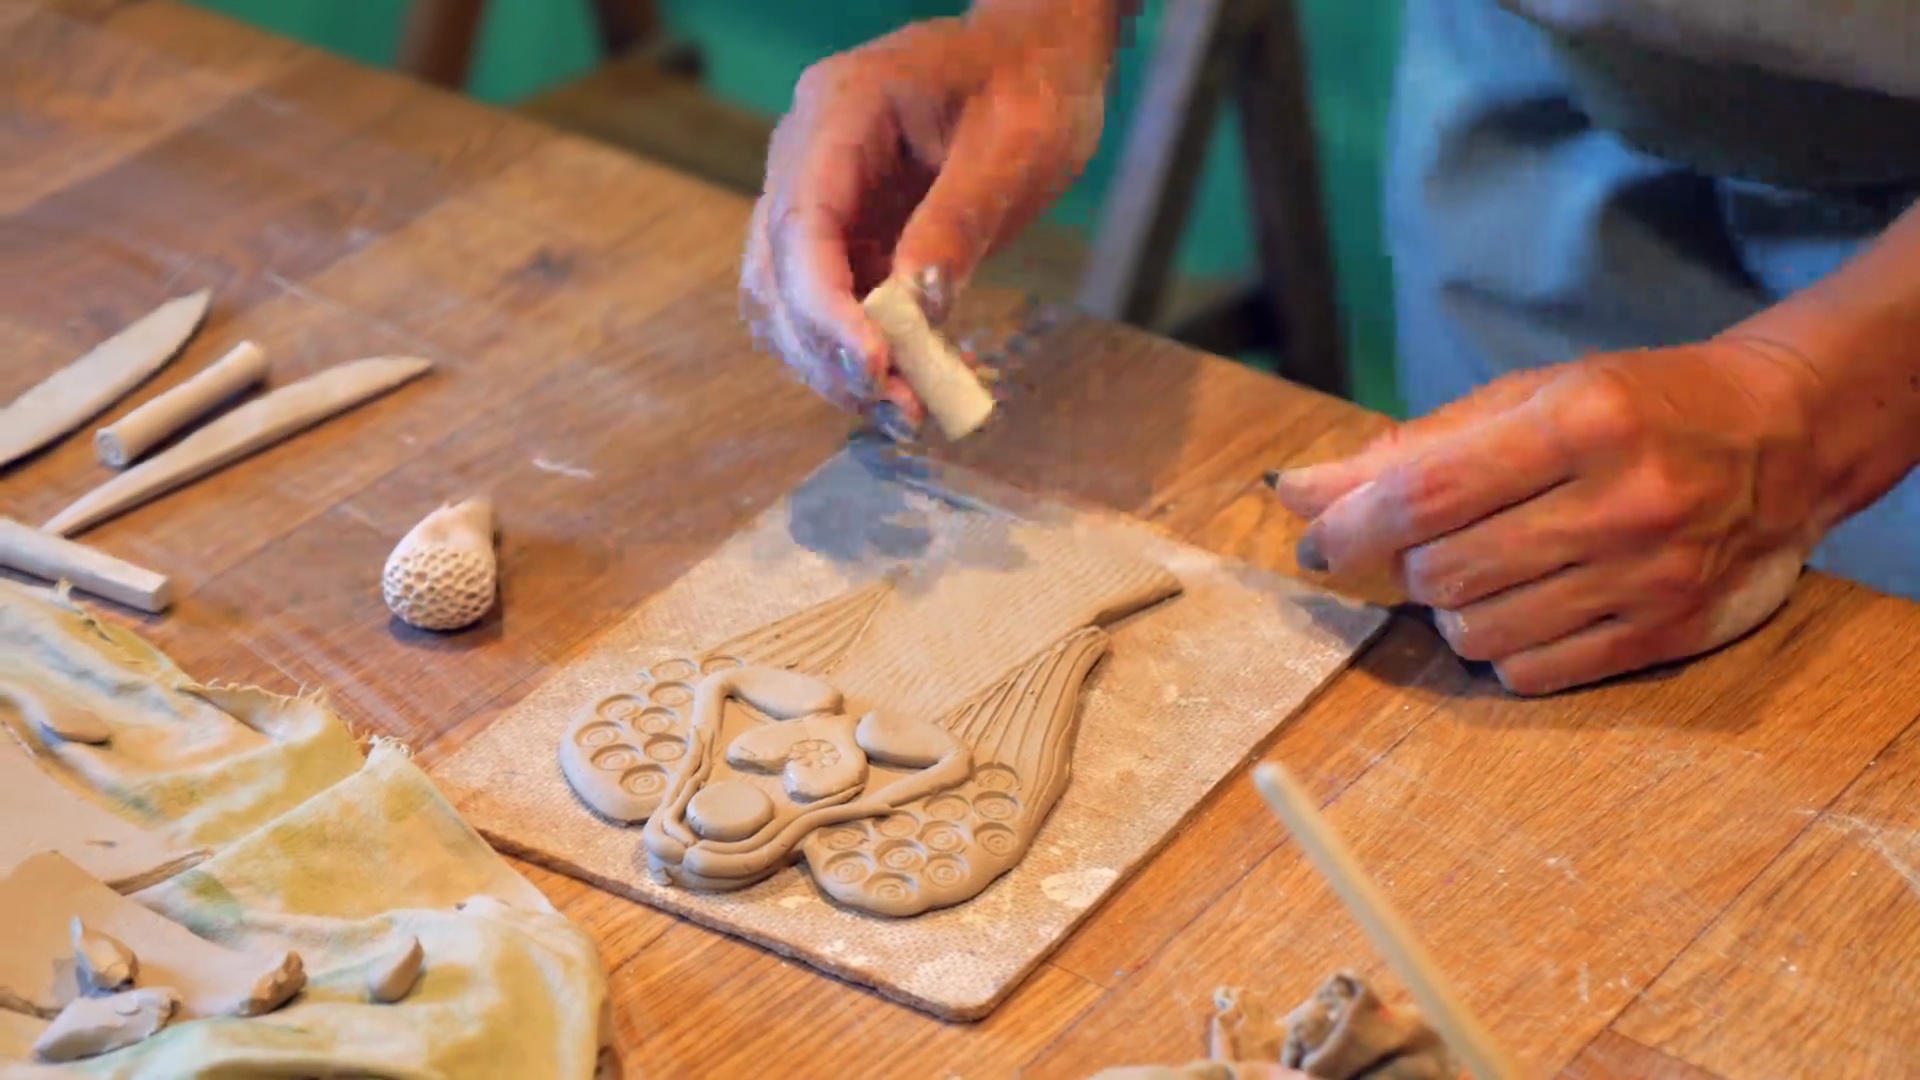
[6,4,1919,1077]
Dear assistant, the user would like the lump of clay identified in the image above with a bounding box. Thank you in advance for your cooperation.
[383,497,498,631]
[232,951,306,1017]
[726,714,867,802]
[366,935,424,1004]
[32,986,178,1063]
[72,919,137,995]
[33,705,112,745]
[1277,972,1458,1080]
[0,852,304,1021]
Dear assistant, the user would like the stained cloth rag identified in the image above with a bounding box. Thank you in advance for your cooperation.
[0,580,607,1078]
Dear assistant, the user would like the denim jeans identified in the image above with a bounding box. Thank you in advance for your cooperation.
[1382,0,1920,599]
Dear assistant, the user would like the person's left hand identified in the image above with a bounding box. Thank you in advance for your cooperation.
[1270,337,1833,695]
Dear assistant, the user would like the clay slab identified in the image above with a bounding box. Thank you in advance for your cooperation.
[0,851,302,1020]
[433,447,1387,1020]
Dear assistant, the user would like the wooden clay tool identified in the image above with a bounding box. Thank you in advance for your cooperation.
[44,356,433,537]
[862,276,996,441]
[0,518,174,613]
[1252,760,1523,1080]
[1,289,211,470]
[96,340,268,468]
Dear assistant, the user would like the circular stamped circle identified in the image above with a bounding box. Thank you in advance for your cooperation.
[976,823,1019,858]
[875,814,918,839]
[974,792,1018,823]
[920,822,966,853]
[621,764,669,798]
[973,765,1019,793]
[595,695,645,723]
[645,734,686,762]
[817,827,867,852]
[701,655,744,674]
[924,794,969,822]
[824,852,872,885]
[592,745,642,771]
[575,722,622,749]
[649,681,694,707]
[635,708,676,735]
[650,658,698,682]
[865,873,917,908]
[924,855,968,889]
[688,780,775,842]
[875,840,926,873]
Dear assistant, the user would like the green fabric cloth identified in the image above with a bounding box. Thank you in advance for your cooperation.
[0,580,364,849]
[0,581,608,1078]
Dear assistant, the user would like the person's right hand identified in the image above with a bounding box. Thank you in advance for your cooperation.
[740,8,1112,434]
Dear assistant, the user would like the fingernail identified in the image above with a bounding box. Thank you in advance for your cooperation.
[914,265,952,324]
[1270,465,1326,495]
[837,345,874,395]
[870,401,919,444]
[1295,531,1329,573]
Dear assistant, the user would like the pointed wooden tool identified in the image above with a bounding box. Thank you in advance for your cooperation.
[1252,760,1523,1080]
[1,289,212,469]
[43,356,433,537]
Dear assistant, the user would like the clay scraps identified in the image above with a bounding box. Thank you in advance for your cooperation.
[1093,973,1461,1080]
[0,851,306,1023]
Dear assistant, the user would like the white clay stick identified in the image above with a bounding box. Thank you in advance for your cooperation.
[0,518,174,613]
[44,356,433,538]
[862,277,996,441]
[1252,761,1523,1080]
[95,341,268,469]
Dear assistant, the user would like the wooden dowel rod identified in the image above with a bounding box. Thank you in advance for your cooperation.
[95,340,267,468]
[1252,760,1523,1080]
[0,518,174,613]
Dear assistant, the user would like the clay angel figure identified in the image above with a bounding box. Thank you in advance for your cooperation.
[558,520,1182,917]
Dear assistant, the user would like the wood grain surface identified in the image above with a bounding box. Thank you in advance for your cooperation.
[5,4,1919,1077]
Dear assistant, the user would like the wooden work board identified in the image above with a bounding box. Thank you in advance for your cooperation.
[434,444,1388,1019]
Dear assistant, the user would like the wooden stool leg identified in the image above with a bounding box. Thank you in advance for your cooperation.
[1077,0,1349,398]
[589,0,660,56]
[1075,0,1238,326]
[1235,0,1346,397]
[398,0,488,90]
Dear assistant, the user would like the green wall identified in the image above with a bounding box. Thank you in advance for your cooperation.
[190,0,1404,416]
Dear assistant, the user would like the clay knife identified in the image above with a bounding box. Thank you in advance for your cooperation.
[0,289,212,470]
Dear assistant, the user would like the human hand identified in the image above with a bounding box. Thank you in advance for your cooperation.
[739,9,1110,433]
[1270,339,1836,695]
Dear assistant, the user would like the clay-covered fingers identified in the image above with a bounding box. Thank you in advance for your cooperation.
[1485,609,1709,697]
[1434,542,1740,693]
[741,198,863,412]
[1271,366,1564,518]
[1298,402,1575,576]
[1397,482,1601,608]
[1431,562,1619,663]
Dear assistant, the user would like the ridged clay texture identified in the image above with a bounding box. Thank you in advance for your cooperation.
[559,518,1184,917]
[383,497,498,632]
